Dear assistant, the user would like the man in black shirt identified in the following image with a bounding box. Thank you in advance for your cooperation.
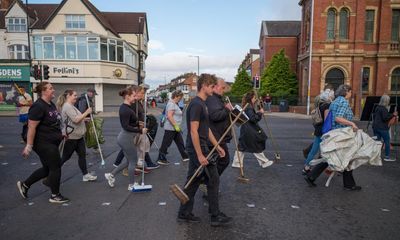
[178,74,232,227]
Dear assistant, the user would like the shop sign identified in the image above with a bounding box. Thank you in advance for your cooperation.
[0,66,30,82]
[0,81,31,111]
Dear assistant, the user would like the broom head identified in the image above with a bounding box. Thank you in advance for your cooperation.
[132,183,152,192]
[170,184,189,204]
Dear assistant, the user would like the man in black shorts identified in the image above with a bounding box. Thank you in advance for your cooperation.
[177,74,232,227]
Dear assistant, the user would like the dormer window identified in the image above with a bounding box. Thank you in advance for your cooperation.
[7,18,27,32]
[65,15,85,29]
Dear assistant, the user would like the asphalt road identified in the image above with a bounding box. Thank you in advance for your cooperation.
[0,111,399,240]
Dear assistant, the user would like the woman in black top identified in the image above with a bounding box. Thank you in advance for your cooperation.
[17,81,69,204]
[231,91,273,168]
[104,86,147,191]
[373,94,398,161]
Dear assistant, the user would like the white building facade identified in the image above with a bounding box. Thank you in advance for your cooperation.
[0,0,149,111]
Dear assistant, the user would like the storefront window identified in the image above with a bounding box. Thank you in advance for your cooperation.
[43,36,54,59]
[66,36,76,59]
[55,36,65,59]
[77,36,88,60]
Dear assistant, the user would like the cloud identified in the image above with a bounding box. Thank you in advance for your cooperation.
[148,39,165,51]
[144,51,241,88]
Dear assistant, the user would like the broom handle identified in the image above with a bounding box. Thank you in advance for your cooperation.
[184,103,249,189]
[229,113,244,177]
[85,94,105,165]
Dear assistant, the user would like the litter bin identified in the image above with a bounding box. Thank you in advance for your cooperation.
[279,99,289,112]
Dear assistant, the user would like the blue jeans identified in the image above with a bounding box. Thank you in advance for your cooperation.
[373,128,391,158]
[305,136,322,166]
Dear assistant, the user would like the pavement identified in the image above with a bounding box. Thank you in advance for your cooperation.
[0,108,399,240]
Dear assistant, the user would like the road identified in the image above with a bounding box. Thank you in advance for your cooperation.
[0,110,399,240]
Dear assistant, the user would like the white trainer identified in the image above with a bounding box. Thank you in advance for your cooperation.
[104,173,115,187]
[261,160,274,168]
[128,184,135,191]
[384,157,396,162]
[83,173,97,182]
[182,158,189,162]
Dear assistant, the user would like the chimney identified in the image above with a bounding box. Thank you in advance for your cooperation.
[1,0,13,10]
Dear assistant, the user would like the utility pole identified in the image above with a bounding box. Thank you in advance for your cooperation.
[189,55,200,76]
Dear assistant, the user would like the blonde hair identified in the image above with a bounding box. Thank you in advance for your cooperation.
[56,89,74,111]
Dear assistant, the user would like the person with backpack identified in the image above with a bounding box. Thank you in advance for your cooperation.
[305,84,362,191]
[56,89,97,182]
[372,94,398,161]
[302,85,334,174]
[157,90,189,165]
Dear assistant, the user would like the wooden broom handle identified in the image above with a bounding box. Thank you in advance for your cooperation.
[184,103,249,189]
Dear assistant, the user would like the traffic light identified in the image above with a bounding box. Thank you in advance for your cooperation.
[253,76,260,89]
[43,65,50,80]
[31,65,41,80]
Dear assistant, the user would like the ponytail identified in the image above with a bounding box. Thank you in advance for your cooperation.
[56,89,74,111]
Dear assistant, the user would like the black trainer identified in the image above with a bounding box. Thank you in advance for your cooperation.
[210,212,232,227]
[344,186,362,191]
[177,213,201,223]
[157,159,170,165]
[49,193,70,204]
[304,176,316,187]
[17,181,28,199]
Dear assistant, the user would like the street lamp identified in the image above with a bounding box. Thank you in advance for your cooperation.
[189,55,200,76]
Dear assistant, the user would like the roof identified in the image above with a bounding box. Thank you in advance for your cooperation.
[261,21,301,37]
[250,49,260,54]
[102,12,146,34]
[0,0,147,38]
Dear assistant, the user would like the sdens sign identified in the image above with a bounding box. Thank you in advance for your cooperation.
[0,69,22,78]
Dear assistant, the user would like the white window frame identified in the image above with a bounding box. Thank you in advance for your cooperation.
[6,18,27,32]
[65,15,86,30]
[8,44,29,59]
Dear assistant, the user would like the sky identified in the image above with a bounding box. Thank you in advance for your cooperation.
[30,0,301,88]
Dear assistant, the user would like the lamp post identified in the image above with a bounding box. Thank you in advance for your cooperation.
[189,55,200,76]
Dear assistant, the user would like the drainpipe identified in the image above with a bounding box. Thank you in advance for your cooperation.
[306,0,315,115]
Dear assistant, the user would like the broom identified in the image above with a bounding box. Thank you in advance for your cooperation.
[85,94,105,166]
[170,103,249,204]
[133,91,152,192]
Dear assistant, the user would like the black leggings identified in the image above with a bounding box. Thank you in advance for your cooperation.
[61,138,88,175]
[24,142,61,194]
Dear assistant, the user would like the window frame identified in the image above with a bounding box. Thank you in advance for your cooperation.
[65,15,86,30]
[391,9,400,42]
[8,44,29,59]
[326,8,336,40]
[6,17,27,32]
[339,8,349,40]
[365,9,376,43]
[391,67,400,93]
[362,66,372,93]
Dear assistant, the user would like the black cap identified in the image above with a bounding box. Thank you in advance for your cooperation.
[87,88,98,95]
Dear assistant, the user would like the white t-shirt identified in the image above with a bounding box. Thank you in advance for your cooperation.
[18,93,32,115]
[164,100,183,131]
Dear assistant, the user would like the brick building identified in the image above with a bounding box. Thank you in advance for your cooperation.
[298,0,400,115]
[239,48,260,79]
[259,21,301,75]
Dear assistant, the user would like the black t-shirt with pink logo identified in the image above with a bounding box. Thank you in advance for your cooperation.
[28,98,62,144]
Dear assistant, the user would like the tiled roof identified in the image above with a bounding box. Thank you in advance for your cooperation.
[262,21,301,37]
[1,0,146,37]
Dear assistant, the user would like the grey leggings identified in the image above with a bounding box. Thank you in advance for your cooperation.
[112,130,138,184]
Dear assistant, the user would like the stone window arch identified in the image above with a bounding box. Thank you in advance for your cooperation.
[325,68,345,91]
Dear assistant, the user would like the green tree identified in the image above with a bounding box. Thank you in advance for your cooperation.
[260,49,298,104]
[230,68,253,99]
[160,92,168,102]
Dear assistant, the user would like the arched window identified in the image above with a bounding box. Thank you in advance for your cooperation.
[339,8,349,39]
[391,67,400,92]
[327,9,336,40]
[326,68,345,91]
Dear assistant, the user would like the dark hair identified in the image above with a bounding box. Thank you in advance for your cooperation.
[335,84,352,98]
[197,73,217,91]
[33,81,51,96]
[119,85,142,98]
[171,90,183,99]
[324,83,334,91]
[242,90,256,107]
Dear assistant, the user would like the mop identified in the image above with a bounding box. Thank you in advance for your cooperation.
[170,103,249,204]
[85,94,105,166]
[133,91,152,192]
